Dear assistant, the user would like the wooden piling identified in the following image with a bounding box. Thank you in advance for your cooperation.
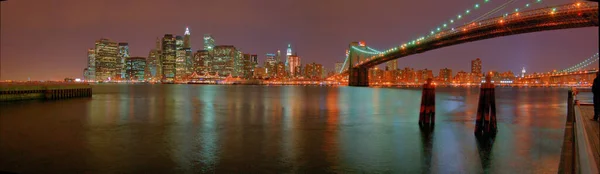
[475,75,497,137]
[419,78,436,127]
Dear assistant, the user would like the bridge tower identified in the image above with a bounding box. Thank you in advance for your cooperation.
[348,41,371,87]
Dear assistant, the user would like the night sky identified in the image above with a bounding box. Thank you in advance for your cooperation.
[1,0,598,81]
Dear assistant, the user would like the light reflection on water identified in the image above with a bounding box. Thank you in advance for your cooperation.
[0,84,569,173]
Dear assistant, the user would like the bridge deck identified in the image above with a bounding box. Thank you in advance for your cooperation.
[578,104,600,168]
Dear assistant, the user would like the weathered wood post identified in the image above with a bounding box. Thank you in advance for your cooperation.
[419,78,436,126]
[475,74,497,136]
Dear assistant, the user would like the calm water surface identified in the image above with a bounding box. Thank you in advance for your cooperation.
[0,84,574,173]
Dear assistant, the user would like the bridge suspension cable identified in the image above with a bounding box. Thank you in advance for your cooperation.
[559,53,599,73]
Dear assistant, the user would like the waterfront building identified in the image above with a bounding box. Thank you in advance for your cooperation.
[275,62,286,78]
[242,54,255,78]
[146,48,161,81]
[264,54,277,77]
[253,67,267,79]
[471,58,482,77]
[288,54,300,77]
[439,68,453,82]
[203,34,215,50]
[94,38,119,81]
[210,45,238,77]
[194,50,210,74]
[117,43,130,80]
[161,34,177,82]
[126,57,146,81]
[85,48,96,81]
[304,63,323,80]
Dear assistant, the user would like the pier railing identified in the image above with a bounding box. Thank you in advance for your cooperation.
[561,88,599,173]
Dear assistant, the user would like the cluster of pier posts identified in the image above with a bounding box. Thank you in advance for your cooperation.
[0,84,92,102]
[419,75,497,136]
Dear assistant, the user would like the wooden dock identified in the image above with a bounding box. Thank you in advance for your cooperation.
[559,90,599,174]
[0,83,92,102]
[577,105,599,170]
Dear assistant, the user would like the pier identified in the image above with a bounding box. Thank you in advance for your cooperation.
[560,89,599,173]
[0,83,92,102]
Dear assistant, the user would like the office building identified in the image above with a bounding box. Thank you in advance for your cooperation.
[288,54,300,77]
[386,59,398,71]
[439,68,453,82]
[117,43,130,80]
[126,57,146,81]
[204,34,215,50]
[194,50,210,74]
[94,38,119,81]
[85,48,96,81]
[210,45,238,77]
[471,58,482,76]
[161,34,177,82]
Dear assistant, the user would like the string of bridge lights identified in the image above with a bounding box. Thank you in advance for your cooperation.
[344,0,550,71]
[559,53,599,73]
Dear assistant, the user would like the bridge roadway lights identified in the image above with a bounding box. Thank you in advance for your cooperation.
[349,67,369,87]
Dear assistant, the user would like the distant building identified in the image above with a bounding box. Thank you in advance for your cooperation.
[253,67,267,79]
[94,38,119,81]
[304,63,323,80]
[285,44,292,68]
[386,59,398,71]
[242,54,255,78]
[264,54,277,77]
[275,62,286,78]
[184,27,191,48]
[117,43,130,80]
[250,54,258,67]
[439,68,453,82]
[161,34,177,82]
[334,62,343,73]
[194,50,210,74]
[471,58,482,77]
[85,48,96,81]
[521,67,526,78]
[126,57,146,81]
[146,49,162,81]
[203,34,215,50]
[210,45,238,77]
[288,54,301,77]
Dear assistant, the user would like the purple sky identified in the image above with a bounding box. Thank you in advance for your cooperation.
[1,0,598,81]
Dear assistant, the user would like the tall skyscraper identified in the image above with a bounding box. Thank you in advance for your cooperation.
[471,58,482,76]
[146,49,161,81]
[288,54,300,77]
[276,50,282,63]
[250,54,258,67]
[285,44,292,69]
[94,38,119,81]
[161,34,177,82]
[210,45,238,77]
[175,35,187,80]
[203,34,215,50]
[264,53,277,77]
[184,27,191,48]
[386,59,398,71]
[85,48,96,81]
[126,57,146,81]
[117,43,130,80]
[194,50,210,74]
[521,67,526,78]
[304,63,323,80]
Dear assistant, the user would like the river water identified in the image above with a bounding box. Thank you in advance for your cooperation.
[0,84,581,173]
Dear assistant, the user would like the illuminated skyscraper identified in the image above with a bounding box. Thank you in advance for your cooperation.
[175,36,187,80]
[250,54,258,67]
[276,50,282,62]
[184,27,191,48]
[126,57,146,81]
[471,58,482,76]
[264,53,277,77]
[194,50,210,74]
[521,67,526,78]
[94,38,119,81]
[304,63,323,80]
[146,49,161,81]
[204,34,215,50]
[288,54,300,77]
[117,43,130,80]
[161,34,176,82]
[210,45,238,77]
[85,48,96,81]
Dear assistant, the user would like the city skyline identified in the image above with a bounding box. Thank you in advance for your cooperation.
[1,0,598,81]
